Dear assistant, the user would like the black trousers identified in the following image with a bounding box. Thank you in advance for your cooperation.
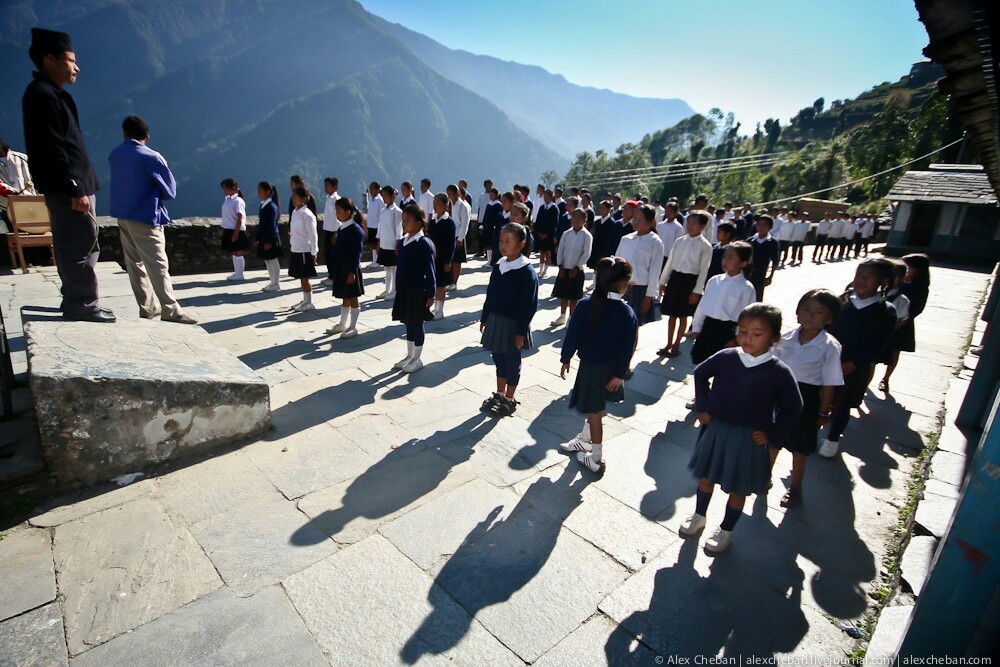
[44,194,100,316]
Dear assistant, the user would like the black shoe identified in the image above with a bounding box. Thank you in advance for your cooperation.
[65,310,117,323]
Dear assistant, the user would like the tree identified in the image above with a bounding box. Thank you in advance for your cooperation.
[539,170,559,188]
[813,97,825,114]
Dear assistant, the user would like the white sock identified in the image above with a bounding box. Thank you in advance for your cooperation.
[486,249,492,263]
[406,341,414,359]
[581,421,592,442]
[265,259,280,285]
[233,256,245,276]
[435,300,444,316]
[410,345,423,362]
[349,307,360,329]
[339,307,350,327]
[591,442,603,460]
[386,267,396,293]
[303,291,313,305]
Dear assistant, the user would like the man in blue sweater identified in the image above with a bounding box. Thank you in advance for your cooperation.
[108,116,196,324]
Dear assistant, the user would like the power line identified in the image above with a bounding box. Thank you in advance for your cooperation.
[753,136,966,207]
[582,155,787,190]
[570,150,793,180]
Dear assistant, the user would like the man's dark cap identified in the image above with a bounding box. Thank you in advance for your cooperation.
[29,28,73,66]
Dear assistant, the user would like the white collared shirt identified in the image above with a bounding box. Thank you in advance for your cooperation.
[367,196,384,230]
[845,221,859,240]
[377,203,403,242]
[531,194,545,222]
[817,219,833,235]
[608,291,623,302]
[656,220,684,256]
[498,254,529,274]
[615,231,665,298]
[220,194,245,230]
[850,293,881,309]
[419,190,435,215]
[737,348,775,368]
[403,230,425,246]
[703,217,718,244]
[692,272,756,332]
[886,290,911,321]
[451,198,471,240]
[658,233,713,294]
[750,232,774,243]
[322,192,341,232]
[557,227,593,270]
[477,191,491,220]
[862,217,876,237]
[774,327,844,386]
[290,205,319,254]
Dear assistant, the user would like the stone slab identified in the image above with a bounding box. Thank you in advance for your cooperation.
[71,587,327,667]
[191,492,337,597]
[379,478,521,570]
[900,535,938,595]
[928,449,969,488]
[535,613,661,666]
[0,526,56,622]
[0,603,67,667]
[431,503,628,663]
[24,316,271,488]
[865,604,914,664]
[600,538,850,659]
[914,491,957,539]
[53,498,222,655]
[28,479,154,528]
[283,534,520,666]
[297,447,476,545]
[154,450,277,525]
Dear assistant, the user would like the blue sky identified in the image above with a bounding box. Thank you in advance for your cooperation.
[359,0,929,129]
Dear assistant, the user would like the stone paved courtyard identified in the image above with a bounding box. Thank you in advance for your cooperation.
[0,250,989,665]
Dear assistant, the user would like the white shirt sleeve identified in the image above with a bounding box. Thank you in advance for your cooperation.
[694,240,712,295]
[658,237,676,287]
[822,339,845,386]
[647,237,664,298]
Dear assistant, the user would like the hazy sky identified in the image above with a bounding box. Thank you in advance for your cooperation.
[360,0,929,129]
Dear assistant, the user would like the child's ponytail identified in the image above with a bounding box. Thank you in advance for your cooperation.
[336,196,366,227]
[590,256,633,326]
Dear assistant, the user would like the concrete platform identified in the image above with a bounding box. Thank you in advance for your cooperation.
[23,313,270,488]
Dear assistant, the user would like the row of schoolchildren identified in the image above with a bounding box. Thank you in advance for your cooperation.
[550,245,930,554]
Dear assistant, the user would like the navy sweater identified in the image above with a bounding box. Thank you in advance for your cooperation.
[828,296,896,367]
[480,200,503,240]
[256,200,280,246]
[333,221,364,276]
[560,297,638,379]
[707,244,726,280]
[481,263,539,336]
[608,220,634,255]
[395,235,436,299]
[535,203,559,238]
[591,217,613,257]
[428,215,457,265]
[554,212,572,246]
[748,236,780,279]
[694,348,803,444]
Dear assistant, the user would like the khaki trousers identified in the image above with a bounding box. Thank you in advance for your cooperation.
[117,218,183,319]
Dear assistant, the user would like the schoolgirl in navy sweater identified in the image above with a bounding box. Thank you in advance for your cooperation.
[878,253,930,393]
[559,257,639,475]
[534,189,559,278]
[818,258,897,458]
[390,204,436,374]
[325,197,366,339]
[255,181,282,292]
[479,188,503,264]
[428,193,456,320]
[682,304,803,554]
[480,221,539,417]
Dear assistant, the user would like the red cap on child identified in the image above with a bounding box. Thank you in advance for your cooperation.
[624,200,640,208]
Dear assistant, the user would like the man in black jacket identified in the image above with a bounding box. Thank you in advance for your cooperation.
[22,28,114,323]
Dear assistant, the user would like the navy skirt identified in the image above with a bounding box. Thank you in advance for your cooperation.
[691,317,737,365]
[552,270,584,300]
[568,360,624,415]
[481,313,532,354]
[689,417,770,496]
[660,271,698,317]
[332,260,364,298]
[221,227,251,252]
[624,284,656,326]
[782,382,821,455]
[377,247,398,266]
[256,238,282,260]
[288,252,317,279]
[391,283,434,323]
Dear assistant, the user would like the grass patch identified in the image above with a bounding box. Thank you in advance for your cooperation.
[0,530,6,541]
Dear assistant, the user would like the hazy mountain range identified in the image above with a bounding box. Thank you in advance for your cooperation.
[0,0,694,216]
